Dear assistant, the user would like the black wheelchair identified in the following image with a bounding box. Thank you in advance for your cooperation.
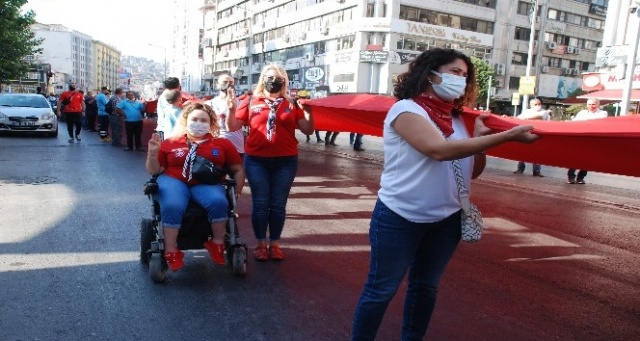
[140,175,248,282]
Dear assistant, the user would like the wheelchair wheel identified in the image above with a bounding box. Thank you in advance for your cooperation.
[149,253,167,283]
[140,219,155,265]
[232,246,247,276]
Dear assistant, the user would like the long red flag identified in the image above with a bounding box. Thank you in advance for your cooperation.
[304,94,640,177]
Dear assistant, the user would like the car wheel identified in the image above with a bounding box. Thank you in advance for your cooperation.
[48,128,58,138]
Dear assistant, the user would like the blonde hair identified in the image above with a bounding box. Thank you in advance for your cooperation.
[173,102,220,137]
[254,63,293,102]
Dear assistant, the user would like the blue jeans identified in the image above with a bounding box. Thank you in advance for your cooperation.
[244,155,298,241]
[352,199,461,341]
[156,174,228,227]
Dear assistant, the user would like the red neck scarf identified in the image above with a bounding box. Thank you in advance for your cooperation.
[412,95,456,137]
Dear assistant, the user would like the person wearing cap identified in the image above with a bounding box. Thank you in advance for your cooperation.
[156,77,181,140]
[566,98,608,184]
[96,87,111,141]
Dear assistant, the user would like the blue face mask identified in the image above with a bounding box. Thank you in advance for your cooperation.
[429,71,467,102]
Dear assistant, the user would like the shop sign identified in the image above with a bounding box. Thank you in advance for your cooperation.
[359,50,388,63]
[305,67,325,82]
[389,51,420,64]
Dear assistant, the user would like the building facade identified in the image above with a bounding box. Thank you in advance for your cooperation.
[171,0,208,94]
[93,41,122,92]
[200,0,605,107]
[31,23,94,94]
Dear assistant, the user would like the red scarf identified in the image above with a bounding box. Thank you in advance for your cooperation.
[412,95,456,137]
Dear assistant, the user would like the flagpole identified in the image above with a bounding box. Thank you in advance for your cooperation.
[522,0,538,115]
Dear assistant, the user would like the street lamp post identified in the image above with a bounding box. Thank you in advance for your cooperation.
[621,5,640,116]
[522,0,539,114]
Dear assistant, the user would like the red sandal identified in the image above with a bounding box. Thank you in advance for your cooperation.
[165,250,184,272]
[203,240,226,265]
[254,245,269,261]
[268,245,285,261]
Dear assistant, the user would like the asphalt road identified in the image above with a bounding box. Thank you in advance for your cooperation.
[0,128,638,341]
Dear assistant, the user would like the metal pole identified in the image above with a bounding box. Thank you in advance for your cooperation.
[522,0,538,114]
[621,10,640,116]
[247,12,253,91]
[486,75,492,110]
[164,47,167,80]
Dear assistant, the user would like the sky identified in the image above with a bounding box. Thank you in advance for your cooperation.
[22,0,173,63]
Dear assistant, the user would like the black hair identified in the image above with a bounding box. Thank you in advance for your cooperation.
[164,77,180,89]
[393,48,477,112]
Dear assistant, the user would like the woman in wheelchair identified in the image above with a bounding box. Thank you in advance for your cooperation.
[145,102,245,272]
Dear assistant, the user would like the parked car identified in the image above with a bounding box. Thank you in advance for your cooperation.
[0,93,58,137]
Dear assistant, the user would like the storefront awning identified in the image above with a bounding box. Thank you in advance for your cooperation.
[577,89,640,101]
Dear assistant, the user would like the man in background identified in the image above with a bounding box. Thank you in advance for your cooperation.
[156,77,181,140]
[84,90,98,132]
[96,87,111,141]
[566,98,608,184]
[107,88,125,147]
[514,97,550,177]
[206,74,245,156]
[56,83,85,143]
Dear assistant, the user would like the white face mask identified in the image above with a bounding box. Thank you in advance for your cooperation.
[186,121,210,137]
[430,71,467,102]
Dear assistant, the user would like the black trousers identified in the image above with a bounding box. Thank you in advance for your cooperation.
[567,169,588,180]
[85,110,97,130]
[65,112,82,138]
[98,115,110,137]
[125,121,143,149]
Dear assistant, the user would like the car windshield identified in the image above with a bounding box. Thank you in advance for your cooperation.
[0,95,50,108]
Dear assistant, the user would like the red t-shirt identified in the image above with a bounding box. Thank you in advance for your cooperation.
[158,135,242,185]
[59,91,84,113]
[236,94,304,157]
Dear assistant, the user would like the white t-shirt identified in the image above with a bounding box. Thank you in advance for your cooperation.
[207,97,245,153]
[573,109,608,121]
[378,99,473,223]
[155,89,170,133]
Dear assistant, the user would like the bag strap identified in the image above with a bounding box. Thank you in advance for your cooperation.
[430,118,472,213]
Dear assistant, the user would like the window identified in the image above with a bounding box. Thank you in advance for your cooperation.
[512,52,529,66]
[365,3,374,17]
[509,77,520,89]
[548,57,561,68]
[514,27,531,41]
[517,1,533,16]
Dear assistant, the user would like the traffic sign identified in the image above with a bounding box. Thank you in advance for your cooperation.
[511,92,521,106]
[518,76,536,95]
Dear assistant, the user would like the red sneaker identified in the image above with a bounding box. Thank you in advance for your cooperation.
[268,245,285,261]
[165,250,184,272]
[203,240,226,265]
[254,245,269,261]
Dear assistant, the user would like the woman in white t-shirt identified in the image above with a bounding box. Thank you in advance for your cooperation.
[351,48,539,340]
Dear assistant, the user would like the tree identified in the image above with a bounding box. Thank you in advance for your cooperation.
[0,0,42,90]
[471,57,498,109]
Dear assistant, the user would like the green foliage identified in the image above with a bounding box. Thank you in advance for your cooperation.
[471,57,498,107]
[0,0,42,85]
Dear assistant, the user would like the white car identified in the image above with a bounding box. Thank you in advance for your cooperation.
[0,93,58,137]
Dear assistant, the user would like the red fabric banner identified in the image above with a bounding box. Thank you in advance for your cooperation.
[304,94,640,177]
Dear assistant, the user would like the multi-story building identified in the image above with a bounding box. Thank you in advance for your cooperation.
[31,23,94,94]
[171,0,208,94]
[201,1,218,94]
[578,0,638,114]
[196,0,606,110]
[93,41,122,92]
